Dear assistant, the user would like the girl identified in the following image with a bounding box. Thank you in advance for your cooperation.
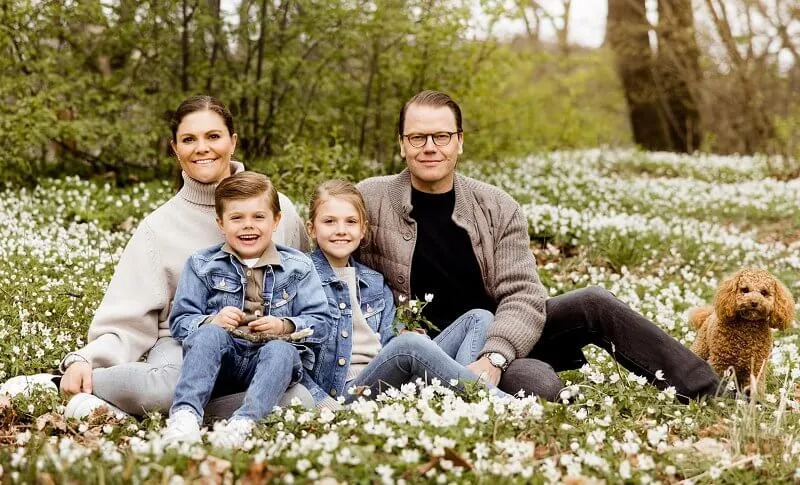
[304,180,500,408]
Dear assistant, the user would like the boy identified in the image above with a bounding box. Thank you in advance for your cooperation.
[162,172,329,446]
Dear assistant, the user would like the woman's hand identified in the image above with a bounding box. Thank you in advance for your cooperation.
[60,361,93,395]
[211,306,244,330]
[249,316,294,334]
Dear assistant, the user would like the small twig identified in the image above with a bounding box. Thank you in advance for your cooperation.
[228,327,313,343]
[677,456,758,484]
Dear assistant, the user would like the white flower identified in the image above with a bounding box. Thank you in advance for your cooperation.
[424,293,434,302]
[654,370,665,381]
[709,466,722,479]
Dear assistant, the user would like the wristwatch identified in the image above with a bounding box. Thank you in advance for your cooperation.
[486,352,509,371]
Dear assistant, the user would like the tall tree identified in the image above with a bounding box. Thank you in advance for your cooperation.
[656,0,703,152]
[607,0,672,150]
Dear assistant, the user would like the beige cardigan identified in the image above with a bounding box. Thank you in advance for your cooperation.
[61,163,310,370]
[356,170,547,363]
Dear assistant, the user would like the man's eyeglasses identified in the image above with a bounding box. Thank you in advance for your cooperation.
[402,132,460,148]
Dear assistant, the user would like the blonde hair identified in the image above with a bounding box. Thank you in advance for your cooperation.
[308,180,371,247]
[215,172,280,218]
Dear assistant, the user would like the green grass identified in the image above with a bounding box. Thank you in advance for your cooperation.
[1,149,800,483]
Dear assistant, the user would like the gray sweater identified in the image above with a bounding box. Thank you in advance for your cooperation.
[356,169,547,363]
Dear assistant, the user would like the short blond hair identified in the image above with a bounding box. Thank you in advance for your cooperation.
[215,172,280,218]
[308,180,371,247]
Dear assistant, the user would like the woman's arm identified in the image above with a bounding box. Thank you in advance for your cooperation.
[62,221,168,371]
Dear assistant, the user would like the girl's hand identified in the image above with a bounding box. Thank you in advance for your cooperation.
[250,316,294,334]
[211,306,244,330]
[60,361,93,395]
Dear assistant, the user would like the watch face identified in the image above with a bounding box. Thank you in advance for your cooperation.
[489,353,506,366]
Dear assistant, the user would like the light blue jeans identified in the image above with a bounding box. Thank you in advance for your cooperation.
[432,309,493,365]
[171,325,302,421]
[344,331,509,403]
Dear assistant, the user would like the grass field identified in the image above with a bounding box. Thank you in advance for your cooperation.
[1,149,799,483]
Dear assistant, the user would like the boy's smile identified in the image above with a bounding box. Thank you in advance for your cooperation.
[217,195,281,259]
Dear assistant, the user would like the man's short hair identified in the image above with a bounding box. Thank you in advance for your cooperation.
[397,90,463,136]
[214,172,280,218]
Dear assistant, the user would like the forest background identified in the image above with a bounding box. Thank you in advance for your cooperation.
[1,0,798,190]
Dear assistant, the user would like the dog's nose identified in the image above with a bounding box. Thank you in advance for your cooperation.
[750,301,758,307]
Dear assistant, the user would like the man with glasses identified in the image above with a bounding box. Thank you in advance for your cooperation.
[357,90,720,402]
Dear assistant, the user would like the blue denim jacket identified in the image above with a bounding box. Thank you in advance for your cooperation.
[169,242,330,369]
[303,248,397,403]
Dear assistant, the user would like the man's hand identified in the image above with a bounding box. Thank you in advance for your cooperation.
[467,356,502,386]
[249,315,293,334]
[60,361,93,396]
[211,306,244,330]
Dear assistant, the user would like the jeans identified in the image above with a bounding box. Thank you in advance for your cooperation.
[433,309,493,365]
[91,336,312,418]
[344,332,508,403]
[170,325,303,421]
[498,286,720,403]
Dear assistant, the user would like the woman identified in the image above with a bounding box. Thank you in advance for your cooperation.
[57,95,312,418]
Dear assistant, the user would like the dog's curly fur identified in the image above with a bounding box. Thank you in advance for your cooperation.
[689,268,795,393]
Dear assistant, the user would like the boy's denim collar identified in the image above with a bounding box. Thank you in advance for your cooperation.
[309,248,371,288]
[213,242,283,268]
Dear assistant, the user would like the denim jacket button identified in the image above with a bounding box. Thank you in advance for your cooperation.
[341,330,349,338]
[397,276,405,284]
[330,388,337,396]
[339,302,346,310]
[246,270,252,276]
[402,232,412,241]
[337,357,346,366]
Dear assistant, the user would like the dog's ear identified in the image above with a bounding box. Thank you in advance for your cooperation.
[714,273,740,322]
[770,278,796,330]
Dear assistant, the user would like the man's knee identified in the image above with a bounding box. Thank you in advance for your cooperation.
[500,358,563,402]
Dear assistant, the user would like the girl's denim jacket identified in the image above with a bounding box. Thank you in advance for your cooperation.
[169,242,330,369]
[303,248,396,403]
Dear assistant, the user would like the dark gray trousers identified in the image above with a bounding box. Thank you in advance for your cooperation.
[499,286,720,403]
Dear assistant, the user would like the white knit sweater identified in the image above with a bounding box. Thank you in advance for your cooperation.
[61,163,310,370]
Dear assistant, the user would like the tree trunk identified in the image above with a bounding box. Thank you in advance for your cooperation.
[606,0,672,151]
[656,0,703,152]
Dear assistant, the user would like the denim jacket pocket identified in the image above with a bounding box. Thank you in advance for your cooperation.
[207,274,242,308]
[361,297,386,331]
[269,280,298,317]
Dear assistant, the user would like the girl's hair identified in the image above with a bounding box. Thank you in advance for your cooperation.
[215,172,280,219]
[308,180,371,247]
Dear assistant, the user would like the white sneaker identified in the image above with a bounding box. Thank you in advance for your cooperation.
[162,409,202,445]
[64,393,129,420]
[207,418,255,449]
[0,373,58,397]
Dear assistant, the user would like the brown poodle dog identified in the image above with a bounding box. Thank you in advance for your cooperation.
[689,268,795,393]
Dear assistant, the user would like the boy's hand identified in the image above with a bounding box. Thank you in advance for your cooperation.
[250,316,294,334]
[211,306,244,330]
[60,361,93,396]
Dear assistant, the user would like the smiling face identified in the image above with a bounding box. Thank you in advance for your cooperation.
[171,110,238,185]
[217,195,281,259]
[308,196,366,268]
[399,103,463,194]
